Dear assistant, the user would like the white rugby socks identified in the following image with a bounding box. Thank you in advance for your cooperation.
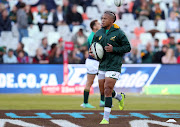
[103,107,111,121]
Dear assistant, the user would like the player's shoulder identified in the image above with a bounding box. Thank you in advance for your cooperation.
[118,29,126,36]
[95,28,104,35]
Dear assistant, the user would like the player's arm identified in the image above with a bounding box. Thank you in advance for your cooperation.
[89,34,98,58]
[113,31,131,55]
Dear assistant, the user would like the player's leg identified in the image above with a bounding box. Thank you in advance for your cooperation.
[100,77,116,124]
[112,90,125,110]
[98,71,122,107]
[98,79,105,107]
[81,58,99,108]
[98,71,106,107]
[81,74,96,108]
[100,71,121,124]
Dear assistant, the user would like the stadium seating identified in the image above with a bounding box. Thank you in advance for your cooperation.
[140,33,153,46]
[159,2,169,18]
[32,12,38,24]
[72,25,84,34]
[11,24,19,38]
[121,13,135,26]
[128,20,140,32]
[7,37,19,50]
[170,33,180,43]
[62,33,73,42]
[83,19,92,32]
[28,25,40,37]
[86,6,99,19]
[142,20,156,32]
[32,32,45,41]
[154,32,168,46]
[47,32,61,45]
[1,31,13,40]
[22,37,40,57]
[77,5,84,14]
[42,25,55,36]
[126,32,136,41]
[156,20,166,32]
[57,25,71,37]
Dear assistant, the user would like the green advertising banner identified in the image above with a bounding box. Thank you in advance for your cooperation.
[143,85,180,95]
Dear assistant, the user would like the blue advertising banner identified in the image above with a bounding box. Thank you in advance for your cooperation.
[0,64,180,94]
[151,65,180,85]
[0,64,63,93]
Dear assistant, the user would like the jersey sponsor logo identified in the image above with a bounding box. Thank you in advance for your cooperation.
[112,73,116,76]
[99,36,102,40]
[110,36,116,41]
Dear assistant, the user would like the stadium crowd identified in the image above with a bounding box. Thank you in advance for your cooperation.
[0,0,179,64]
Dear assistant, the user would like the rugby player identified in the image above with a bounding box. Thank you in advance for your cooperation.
[90,11,131,124]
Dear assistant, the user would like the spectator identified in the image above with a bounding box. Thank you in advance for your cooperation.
[153,45,168,63]
[38,0,57,12]
[49,47,63,64]
[25,5,33,25]
[33,48,49,64]
[62,0,71,21]
[141,43,153,63]
[162,48,177,64]
[16,0,23,9]
[0,47,4,63]
[9,6,17,23]
[168,0,180,18]
[124,47,141,64]
[39,37,50,56]
[79,0,93,12]
[66,4,83,31]
[175,43,180,58]
[14,42,28,57]
[0,0,9,10]
[168,36,176,50]
[148,0,154,9]
[118,3,129,19]
[132,0,143,16]
[53,5,66,28]
[3,49,17,63]
[71,28,87,51]
[135,1,150,25]
[17,50,29,63]
[153,38,160,53]
[166,11,180,34]
[48,43,57,55]
[37,4,50,31]
[0,9,11,34]
[17,2,28,42]
[151,3,165,22]
[72,46,84,64]
[0,3,5,13]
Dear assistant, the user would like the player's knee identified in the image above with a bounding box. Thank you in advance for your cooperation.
[86,80,93,88]
[104,86,112,96]
[85,83,91,90]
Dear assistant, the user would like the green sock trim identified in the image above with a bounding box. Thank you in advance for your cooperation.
[84,89,90,92]
[101,95,105,101]
[84,90,89,104]
[105,97,112,108]
[112,90,116,98]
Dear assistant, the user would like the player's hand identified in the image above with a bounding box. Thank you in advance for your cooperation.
[89,48,95,58]
[105,43,113,52]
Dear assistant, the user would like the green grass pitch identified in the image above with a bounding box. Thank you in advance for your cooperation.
[0,94,180,110]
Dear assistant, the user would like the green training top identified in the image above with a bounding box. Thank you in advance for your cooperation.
[87,32,95,49]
